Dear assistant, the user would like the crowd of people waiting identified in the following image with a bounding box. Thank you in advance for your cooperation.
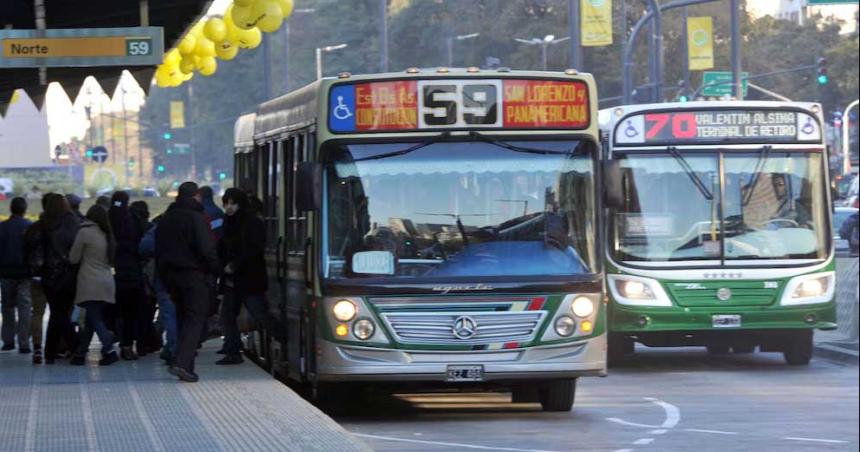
[0,181,268,383]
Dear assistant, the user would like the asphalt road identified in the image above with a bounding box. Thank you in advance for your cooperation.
[337,347,859,452]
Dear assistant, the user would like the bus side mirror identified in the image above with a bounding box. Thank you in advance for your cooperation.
[604,160,624,209]
[297,162,322,212]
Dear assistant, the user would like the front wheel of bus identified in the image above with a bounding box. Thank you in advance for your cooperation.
[539,379,577,412]
[783,330,813,366]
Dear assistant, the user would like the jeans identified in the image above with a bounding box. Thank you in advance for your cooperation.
[76,301,115,356]
[30,281,47,351]
[164,270,212,373]
[155,276,177,356]
[1,278,32,348]
[221,289,268,356]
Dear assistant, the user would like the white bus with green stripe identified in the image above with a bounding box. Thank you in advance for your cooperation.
[600,101,836,365]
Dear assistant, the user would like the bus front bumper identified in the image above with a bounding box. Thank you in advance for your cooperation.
[610,302,837,333]
[316,336,607,382]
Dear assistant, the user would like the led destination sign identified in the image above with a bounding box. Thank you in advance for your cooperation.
[615,109,822,145]
[329,78,590,133]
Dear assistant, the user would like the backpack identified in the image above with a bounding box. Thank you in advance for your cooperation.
[41,229,77,292]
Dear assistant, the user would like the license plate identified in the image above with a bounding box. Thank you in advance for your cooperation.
[712,314,742,328]
[446,365,484,382]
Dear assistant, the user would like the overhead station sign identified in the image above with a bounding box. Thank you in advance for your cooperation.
[0,27,163,68]
[329,78,590,133]
[614,109,822,146]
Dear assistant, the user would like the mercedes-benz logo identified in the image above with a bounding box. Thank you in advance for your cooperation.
[716,288,732,301]
[452,316,478,340]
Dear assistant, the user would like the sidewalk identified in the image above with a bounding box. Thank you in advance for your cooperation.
[0,342,371,452]
[814,257,859,364]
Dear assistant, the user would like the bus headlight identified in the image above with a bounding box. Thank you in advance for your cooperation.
[571,297,595,318]
[608,275,672,307]
[781,272,835,306]
[333,300,357,322]
[555,316,576,337]
[353,319,375,340]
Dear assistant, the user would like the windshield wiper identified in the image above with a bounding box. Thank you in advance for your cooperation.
[352,132,451,162]
[741,145,773,206]
[469,131,581,155]
[415,212,492,247]
[666,146,714,201]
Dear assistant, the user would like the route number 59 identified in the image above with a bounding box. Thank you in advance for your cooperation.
[418,80,502,129]
[127,39,152,56]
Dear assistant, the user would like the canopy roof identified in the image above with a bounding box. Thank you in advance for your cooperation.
[0,0,211,113]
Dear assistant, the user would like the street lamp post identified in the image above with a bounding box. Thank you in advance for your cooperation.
[446,32,479,67]
[316,43,348,80]
[515,35,571,71]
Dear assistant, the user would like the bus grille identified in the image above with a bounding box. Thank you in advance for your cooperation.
[666,281,781,307]
[380,311,546,345]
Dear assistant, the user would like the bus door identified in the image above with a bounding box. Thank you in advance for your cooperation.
[283,129,313,381]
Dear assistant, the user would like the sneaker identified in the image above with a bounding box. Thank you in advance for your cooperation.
[168,366,199,383]
[120,347,138,361]
[99,352,119,366]
[32,350,43,364]
[70,356,86,366]
[1,344,14,351]
[19,348,32,354]
[215,355,244,365]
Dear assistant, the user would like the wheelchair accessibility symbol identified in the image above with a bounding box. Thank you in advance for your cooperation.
[624,120,639,138]
[800,116,815,135]
[333,96,353,120]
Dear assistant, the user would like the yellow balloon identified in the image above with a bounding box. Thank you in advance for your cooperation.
[179,54,197,74]
[165,48,182,67]
[234,0,255,6]
[198,57,218,76]
[194,37,216,57]
[178,34,196,55]
[204,17,228,42]
[191,22,205,37]
[155,66,171,88]
[215,39,239,60]
[278,0,294,19]
[231,5,255,30]
[183,72,194,81]
[251,0,283,33]
[235,27,262,49]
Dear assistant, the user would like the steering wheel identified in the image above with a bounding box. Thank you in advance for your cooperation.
[765,218,799,229]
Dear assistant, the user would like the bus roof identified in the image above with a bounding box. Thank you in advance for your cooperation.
[233,113,256,150]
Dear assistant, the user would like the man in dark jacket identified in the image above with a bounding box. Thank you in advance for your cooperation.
[216,189,268,365]
[156,182,218,382]
[840,212,859,256]
[0,198,33,352]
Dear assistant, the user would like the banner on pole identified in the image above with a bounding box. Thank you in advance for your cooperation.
[687,16,714,71]
[170,101,185,129]
[581,0,613,47]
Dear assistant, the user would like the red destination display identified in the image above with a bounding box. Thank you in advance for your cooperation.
[354,80,418,130]
[502,79,589,128]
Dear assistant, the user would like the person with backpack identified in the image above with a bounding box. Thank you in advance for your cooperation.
[69,205,119,366]
[39,194,81,364]
[109,191,148,360]
[840,211,859,256]
[0,197,34,353]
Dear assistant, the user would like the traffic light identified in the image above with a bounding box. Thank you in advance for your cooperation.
[157,164,166,173]
[85,148,94,158]
[218,171,227,181]
[163,132,173,140]
[816,57,828,85]
[677,80,689,102]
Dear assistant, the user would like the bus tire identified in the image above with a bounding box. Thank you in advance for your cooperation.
[538,378,576,412]
[707,345,730,355]
[783,330,813,366]
[608,333,633,366]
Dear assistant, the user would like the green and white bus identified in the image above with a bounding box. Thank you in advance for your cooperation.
[600,101,836,365]
[234,68,606,411]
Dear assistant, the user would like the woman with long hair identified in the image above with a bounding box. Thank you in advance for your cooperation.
[70,206,119,365]
[40,193,80,363]
[109,191,148,360]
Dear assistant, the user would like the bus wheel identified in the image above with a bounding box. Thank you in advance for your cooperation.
[732,345,756,354]
[608,333,633,366]
[707,345,730,355]
[783,330,813,366]
[538,379,576,412]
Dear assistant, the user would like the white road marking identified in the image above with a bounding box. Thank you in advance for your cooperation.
[684,428,738,435]
[633,438,654,445]
[614,449,634,452]
[352,433,563,452]
[644,397,681,428]
[784,437,849,444]
[650,429,668,435]
[24,378,39,452]
[606,417,659,429]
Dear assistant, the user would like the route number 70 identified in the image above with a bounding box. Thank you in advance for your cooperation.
[645,113,697,140]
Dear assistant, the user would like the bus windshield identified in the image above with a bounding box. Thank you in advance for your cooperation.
[610,151,829,264]
[323,140,597,279]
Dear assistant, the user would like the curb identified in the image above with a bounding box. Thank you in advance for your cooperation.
[814,342,860,364]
